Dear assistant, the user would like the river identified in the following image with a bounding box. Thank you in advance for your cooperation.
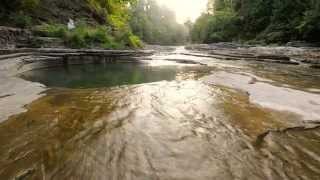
[0,46,320,179]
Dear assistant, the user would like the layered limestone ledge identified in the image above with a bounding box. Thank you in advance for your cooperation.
[0,26,31,49]
[186,43,320,66]
[0,48,154,122]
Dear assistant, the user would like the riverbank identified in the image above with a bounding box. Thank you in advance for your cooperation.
[186,43,320,68]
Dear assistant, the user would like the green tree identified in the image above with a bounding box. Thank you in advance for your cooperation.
[192,0,320,44]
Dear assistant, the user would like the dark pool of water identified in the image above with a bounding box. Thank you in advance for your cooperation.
[21,63,210,88]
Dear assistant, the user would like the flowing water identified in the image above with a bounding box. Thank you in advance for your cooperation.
[20,62,211,89]
[1,47,320,180]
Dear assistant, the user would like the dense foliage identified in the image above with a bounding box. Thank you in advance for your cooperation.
[76,0,143,48]
[34,23,129,49]
[0,0,142,48]
[130,0,188,45]
[0,0,40,27]
[191,0,320,44]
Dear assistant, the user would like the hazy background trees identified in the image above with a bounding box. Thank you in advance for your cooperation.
[130,0,189,45]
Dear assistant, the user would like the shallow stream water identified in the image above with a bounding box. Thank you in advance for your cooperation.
[20,62,211,88]
[1,47,320,180]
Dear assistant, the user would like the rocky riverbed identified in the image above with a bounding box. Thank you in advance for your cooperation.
[186,43,320,67]
[0,48,153,122]
[0,45,320,179]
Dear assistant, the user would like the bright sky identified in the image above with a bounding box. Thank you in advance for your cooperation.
[156,0,208,24]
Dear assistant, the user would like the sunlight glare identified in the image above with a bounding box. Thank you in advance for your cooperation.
[156,0,208,24]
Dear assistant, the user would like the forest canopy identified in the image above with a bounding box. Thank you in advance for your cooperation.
[1,0,319,46]
[191,0,320,44]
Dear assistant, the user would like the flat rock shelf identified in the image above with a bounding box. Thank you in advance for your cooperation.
[0,46,320,180]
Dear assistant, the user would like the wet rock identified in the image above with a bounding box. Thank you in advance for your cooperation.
[286,41,320,48]
[256,54,290,61]
[0,46,320,180]
[144,45,177,52]
[202,71,320,120]
[0,47,152,123]
[186,43,320,66]
[0,83,251,179]
[0,76,45,122]
[164,58,206,65]
[257,125,320,180]
[15,168,35,180]
[0,81,319,180]
[255,123,320,148]
[0,26,31,49]
[0,48,154,74]
[311,65,320,69]
[0,94,14,99]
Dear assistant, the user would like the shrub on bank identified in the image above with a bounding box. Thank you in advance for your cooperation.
[34,23,143,49]
[11,13,33,28]
[35,23,67,37]
[127,34,143,48]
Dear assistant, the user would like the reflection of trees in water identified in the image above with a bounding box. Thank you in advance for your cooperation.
[20,63,209,88]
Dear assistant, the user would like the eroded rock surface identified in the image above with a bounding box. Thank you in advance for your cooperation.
[202,71,320,121]
[0,26,31,49]
[0,48,154,122]
[186,43,320,66]
[0,56,46,122]
[0,82,319,180]
[0,46,320,180]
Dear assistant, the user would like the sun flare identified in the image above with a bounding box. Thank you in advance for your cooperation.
[155,0,208,23]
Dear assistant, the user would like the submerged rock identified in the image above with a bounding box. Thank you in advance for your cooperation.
[0,81,319,180]
[311,65,320,69]
[202,71,320,121]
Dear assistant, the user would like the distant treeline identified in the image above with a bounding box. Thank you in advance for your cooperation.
[191,0,320,44]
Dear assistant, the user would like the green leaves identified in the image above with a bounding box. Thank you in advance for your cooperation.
[191,8,240,43]
[192,0,320,44]
[86,0,142,48]
[21,0,40,11]
[34,22,142,49]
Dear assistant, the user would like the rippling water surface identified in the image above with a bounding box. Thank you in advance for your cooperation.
[1,47,320,180]
[20,62,211,88]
